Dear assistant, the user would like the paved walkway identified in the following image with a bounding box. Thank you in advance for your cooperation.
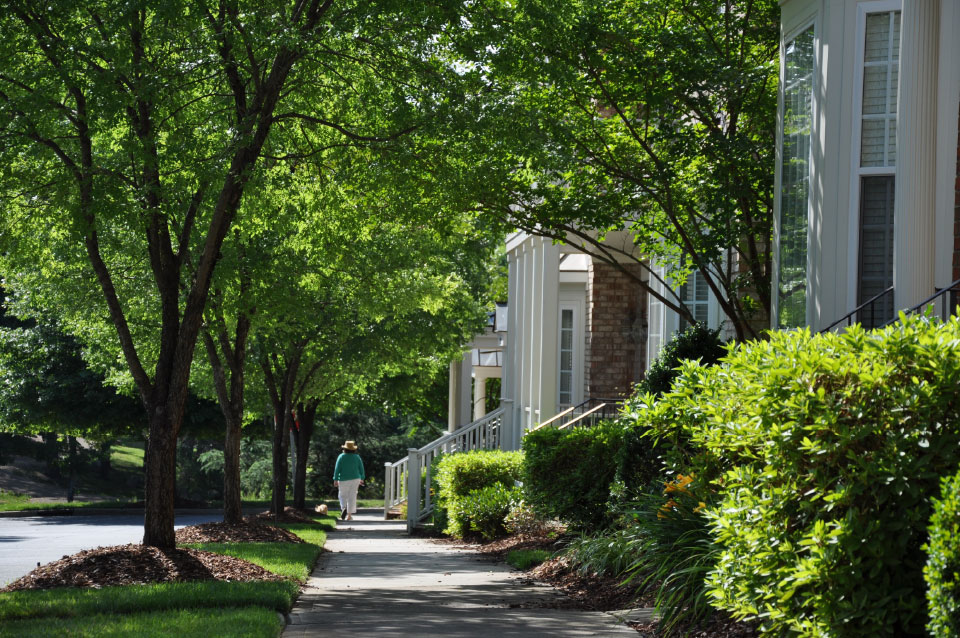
[284,510,639,637]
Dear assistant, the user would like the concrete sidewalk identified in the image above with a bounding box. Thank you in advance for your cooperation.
[283,510,638,637]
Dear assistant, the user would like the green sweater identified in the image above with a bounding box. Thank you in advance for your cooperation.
[333,452,365,481]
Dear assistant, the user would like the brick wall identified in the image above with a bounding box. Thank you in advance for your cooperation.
[584,261,647,399]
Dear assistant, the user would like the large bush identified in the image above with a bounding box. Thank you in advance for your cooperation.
[926,468,960,638]
[458,482,523,541]
[682,318,960,637]
[636,322,726,397]
[522,421,623,530]
[434,449,524,538]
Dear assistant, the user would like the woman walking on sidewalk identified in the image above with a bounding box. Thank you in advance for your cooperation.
[333,440,365,520]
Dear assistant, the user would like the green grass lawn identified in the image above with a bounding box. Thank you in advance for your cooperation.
[506,548,553,570]
[0,514,336,637]
[0,490,134,512]
[0,607,283,638]
[110,443,144,470]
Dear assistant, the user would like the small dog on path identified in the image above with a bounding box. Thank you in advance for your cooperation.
[314,504,329,516]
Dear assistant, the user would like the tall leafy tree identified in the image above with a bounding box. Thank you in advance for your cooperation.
[0,0,466,546]
[446,0,779,339]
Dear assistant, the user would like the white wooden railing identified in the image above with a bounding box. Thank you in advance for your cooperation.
[384,406,505,529]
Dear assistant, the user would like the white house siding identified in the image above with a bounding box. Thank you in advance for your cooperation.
[774,0,960,331]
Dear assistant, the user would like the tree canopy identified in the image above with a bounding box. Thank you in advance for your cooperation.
[442,0,779,339]
[0,0,486,546]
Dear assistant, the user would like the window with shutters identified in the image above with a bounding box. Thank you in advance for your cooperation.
[776,24,815,329]
[854,7,899,327]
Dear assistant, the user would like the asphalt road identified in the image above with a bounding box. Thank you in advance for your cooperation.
[0,512,226,586]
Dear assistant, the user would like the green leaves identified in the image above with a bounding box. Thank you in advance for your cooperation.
[434,449,524,538]
[925,470,960,638]
[630,315,960,637]
[451,0,780,337]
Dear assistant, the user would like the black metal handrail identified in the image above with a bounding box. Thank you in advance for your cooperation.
[821,286,894,333]
[881,277,960,327]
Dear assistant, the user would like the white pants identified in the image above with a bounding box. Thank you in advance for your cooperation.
[338,478,361,514]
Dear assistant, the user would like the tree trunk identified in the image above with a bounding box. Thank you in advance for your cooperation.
[262,344,306,519]
[292,402,317,511]
[223,414,243,524]
[143,406,179,547]
[271,411,290,515]
[97,442,112,480]
[66,435,77,503]
[201,304,251,526]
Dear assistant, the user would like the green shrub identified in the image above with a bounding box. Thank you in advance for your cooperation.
[636,322,726,397]
[926,469,960,638]
[504,500,552,536]
[458,483,522,541]
[682,318,960,637]
[522,421,623,530]
[434,449,524,538]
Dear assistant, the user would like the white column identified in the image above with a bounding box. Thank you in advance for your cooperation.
[520,241,533,431]
[893,0,940,311]
[458,353,472,427]
[502,253,517,450]
[528,238,543,425]
[537,240,560,423]
[405,448,421,532]
[935,0,960,289]
[473,369,489,421]
[447,359,460,433]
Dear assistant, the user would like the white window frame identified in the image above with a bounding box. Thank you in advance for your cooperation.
[772,16,819,329]
[557,301,583,410]
[846,0,901,311]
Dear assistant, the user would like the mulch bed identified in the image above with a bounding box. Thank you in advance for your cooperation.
[245,507,319,525]
[473,532,758,637]
[630,617,760,638]
[175,521,303,544]
[1,544,284,592]
[3,507,325,592]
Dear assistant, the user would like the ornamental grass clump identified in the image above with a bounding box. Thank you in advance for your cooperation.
[688,316,960,637]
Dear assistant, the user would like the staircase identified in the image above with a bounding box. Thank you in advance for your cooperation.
[529,397,624,432]
[384,407,504,530]
[822,278,960,333]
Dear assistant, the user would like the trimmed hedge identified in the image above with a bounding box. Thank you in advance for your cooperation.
[522,421,623,530]
[670,318,960,637]
[926,469,960,638]
[434,449,523,538]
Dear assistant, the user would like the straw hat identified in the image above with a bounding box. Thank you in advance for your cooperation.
[341,440,358,451]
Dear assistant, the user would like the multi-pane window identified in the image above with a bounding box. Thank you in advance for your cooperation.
[679,269,709,330]
[646,264,666,369]
[856,10,899,328]
[558,308,575,408]
[860,12,900,168]
[776,25,816,329]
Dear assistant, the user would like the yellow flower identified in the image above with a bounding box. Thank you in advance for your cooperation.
[694,501,707,514]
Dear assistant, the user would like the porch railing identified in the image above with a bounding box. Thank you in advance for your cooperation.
[384,406,505,528]
[882,277,960,327]
[821,286,894,333]
[530,397,623,432]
